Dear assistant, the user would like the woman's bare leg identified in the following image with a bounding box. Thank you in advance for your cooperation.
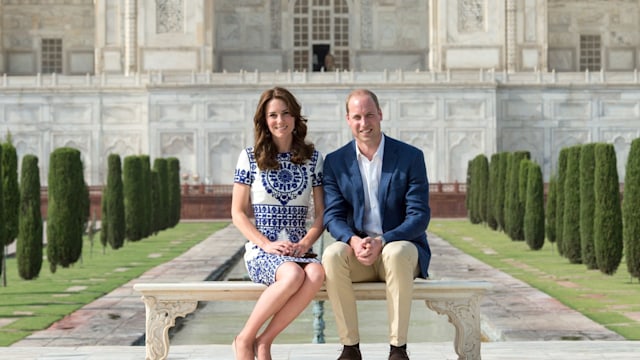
[255,263,325,360]
[234,262,306,360]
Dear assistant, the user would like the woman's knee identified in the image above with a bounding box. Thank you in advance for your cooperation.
[276,263,306,287]
[305,263,325,285]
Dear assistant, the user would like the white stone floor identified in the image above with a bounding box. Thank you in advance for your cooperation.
[2,341,640,359]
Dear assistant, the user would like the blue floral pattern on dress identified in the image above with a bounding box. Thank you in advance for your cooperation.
[234,147,324,286]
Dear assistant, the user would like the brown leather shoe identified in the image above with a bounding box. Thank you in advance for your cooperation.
[388,345,410,360]
[337,344,362,360]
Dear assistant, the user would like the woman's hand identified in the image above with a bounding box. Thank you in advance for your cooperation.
[263,240,294,256]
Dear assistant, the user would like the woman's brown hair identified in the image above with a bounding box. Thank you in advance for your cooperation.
[253,87,315,170]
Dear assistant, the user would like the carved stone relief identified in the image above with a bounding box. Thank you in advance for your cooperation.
[448,130,483,182]
[459,0,484,33]
[209,131,243,184]
[4,105,41,123]
[270,0,280,49]
[156,0,184,34]
[161,132,195,178]
[397,129,436,184]
[361,0,373,49]
[103,104,143,124]
[52,105,92,124]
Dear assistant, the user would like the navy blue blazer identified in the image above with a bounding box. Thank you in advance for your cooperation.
[322,135,432,278]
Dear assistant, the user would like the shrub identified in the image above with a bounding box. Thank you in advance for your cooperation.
[487,153,499,230]
[47,147,86,273]
[167,157,181,228]
[545,174,557,245]
[593,143,623,275]
[1,141,19,247]
[17,155,43,280]
[555,147,569,256]
[579,143,598,269]
[524,161,545,250]
[562,145,582,263]
[495,152,509,232]
[101,154,125,250]
[505,151,530,240]
[123,155,146,241]
[153,158,170,230]
[622,138,640,280]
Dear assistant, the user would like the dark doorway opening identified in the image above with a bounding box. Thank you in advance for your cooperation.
[312,44,330,72]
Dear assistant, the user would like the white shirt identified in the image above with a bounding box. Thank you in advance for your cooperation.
[355,134,385,237]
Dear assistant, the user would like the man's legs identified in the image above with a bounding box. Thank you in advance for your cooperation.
[378,241,419,347]
[323,241,378,345]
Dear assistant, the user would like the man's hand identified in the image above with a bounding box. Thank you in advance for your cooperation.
[351,236,383,266]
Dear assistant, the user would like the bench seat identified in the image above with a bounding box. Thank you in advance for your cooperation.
[134,279,491,360]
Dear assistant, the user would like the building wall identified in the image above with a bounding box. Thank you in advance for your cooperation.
[547,0,640,71]
[1,70,639,188]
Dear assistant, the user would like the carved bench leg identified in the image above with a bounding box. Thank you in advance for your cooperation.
[425,296,482,360]
[141,296,198,360]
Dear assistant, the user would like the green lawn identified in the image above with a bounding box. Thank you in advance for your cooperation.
[0,221,228,346]
[428,219,640,340]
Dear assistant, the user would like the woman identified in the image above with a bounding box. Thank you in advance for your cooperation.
[231,87,325,360]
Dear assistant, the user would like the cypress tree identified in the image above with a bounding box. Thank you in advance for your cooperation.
[487,153,499,230]
[505,151,530,240]
[546,174,557,245]
[101,154,125,250]
[622,138,640,280]
[167,157,181,228]
[593,143,623,275]
[0,145,4,280]
[123,155,145,241]
[153,158,170,230]
[495,152,508,232]
[150,170,161,234]
[17,155,43,280]
[514,158,530,241]
[562,145,582,263]
[466,159,474,223]
[2,140,19,247]
[503,152,514,236]
[579,143,598,269]
[555,147,569,256]
[47,147,85,273]
[139,155,152,237]
[477,154,490,224]
[524,161,545,250]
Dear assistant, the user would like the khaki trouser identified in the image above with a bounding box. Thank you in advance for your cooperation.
[322,241,420,346]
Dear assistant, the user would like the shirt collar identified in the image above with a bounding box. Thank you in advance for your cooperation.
[355,133,385,161]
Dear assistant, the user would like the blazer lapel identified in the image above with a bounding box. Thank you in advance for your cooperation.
[348,141,365,229]
[379,139,397,224]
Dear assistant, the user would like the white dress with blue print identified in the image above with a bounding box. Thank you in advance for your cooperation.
[233,147,323,286]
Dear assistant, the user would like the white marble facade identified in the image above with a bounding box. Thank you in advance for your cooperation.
[1,71,639,187]
[1,0,640,186]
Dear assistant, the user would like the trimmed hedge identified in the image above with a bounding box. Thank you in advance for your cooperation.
[562,145,582,263]
[1,141,19,247]
[524,160,545,250]
[47,147,86,273]
[555,148,569,256]
[579,143,598,269]
[167,157,181,228]
[101,154,125,250]
[123,155,146,241]
[593,143,623,275]
[623,138,640,280]
[545,174,557,245]
[17,155,43,280]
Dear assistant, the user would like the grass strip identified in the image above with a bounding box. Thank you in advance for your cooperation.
[428,219,640,340]
[0,221,228,346]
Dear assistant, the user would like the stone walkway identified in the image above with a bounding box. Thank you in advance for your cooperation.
[6,223,637,359]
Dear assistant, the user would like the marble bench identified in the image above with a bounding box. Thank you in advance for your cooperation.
[133,279,491,360]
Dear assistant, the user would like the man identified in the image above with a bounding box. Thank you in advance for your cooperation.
[322,89,431,360]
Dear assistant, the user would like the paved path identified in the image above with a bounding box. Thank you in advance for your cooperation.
[7,223,636,359]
